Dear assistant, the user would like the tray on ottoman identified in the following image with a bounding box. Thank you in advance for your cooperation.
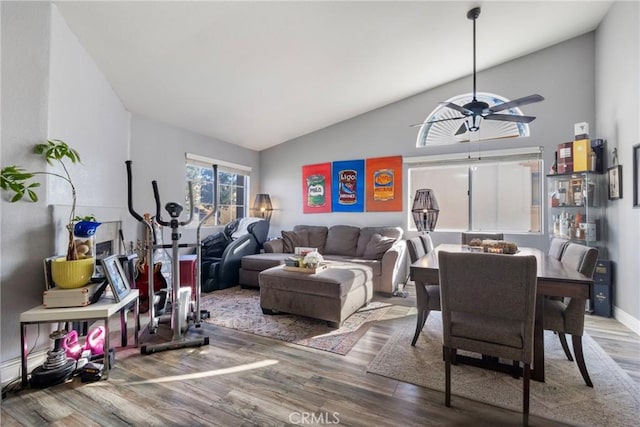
[282,263,329,274]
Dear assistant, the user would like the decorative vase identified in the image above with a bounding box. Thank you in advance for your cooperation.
[50,257,95,289]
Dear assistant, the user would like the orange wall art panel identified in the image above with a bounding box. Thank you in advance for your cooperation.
[365,156,403,212]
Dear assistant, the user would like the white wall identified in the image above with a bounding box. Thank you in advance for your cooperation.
[1,1,53,367]
[1,3,131,365]
[48,5,131,210]
[595,0,640,332]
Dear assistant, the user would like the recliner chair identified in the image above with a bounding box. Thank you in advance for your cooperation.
[201,218,269,292]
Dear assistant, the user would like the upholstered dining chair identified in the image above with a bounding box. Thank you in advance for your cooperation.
[438,251,537,426]
[544,242,598,387]
[405,236,440,346]
[460,231,504,245]
[548,237,570,260]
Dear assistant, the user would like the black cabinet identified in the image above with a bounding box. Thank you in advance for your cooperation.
[593,260,613,317]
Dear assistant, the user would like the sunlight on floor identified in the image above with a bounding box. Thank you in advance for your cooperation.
[112,359,280,386]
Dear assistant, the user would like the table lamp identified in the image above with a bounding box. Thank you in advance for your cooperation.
[411,189,439,232]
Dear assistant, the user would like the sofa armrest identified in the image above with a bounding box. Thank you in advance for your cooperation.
[380,239,408,295]
[264,238,284,253]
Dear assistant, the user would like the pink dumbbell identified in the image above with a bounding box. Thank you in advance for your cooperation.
[61,330,84,360]
[85,326,105,356]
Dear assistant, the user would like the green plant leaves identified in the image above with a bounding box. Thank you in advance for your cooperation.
[0,166,39,202]
[34,139,81,165]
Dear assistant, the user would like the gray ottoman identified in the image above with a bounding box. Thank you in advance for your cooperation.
[259,262,373,327]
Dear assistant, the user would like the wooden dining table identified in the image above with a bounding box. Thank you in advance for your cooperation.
[410,243,594,382]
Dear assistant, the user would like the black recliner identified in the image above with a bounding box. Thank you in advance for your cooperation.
[201,218,269,292]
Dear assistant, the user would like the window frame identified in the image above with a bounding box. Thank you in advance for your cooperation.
[405,147,543,234]
[185,153,251,227]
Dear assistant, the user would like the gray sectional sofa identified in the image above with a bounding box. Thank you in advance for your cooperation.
[238,225,407,295]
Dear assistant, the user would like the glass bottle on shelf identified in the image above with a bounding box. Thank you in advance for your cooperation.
[546,171,605,250]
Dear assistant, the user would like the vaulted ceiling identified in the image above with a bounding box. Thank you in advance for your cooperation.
[55,1,613,151]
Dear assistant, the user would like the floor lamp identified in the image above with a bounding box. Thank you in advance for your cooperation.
[253,193,273,222]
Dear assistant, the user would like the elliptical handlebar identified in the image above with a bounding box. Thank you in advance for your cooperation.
[151,180,195,227]
[151,181,168,226]
[125,160,144,222]
[181,181,195,226]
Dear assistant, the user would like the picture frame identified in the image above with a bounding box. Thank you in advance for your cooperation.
[607,165,622,200]
[43,255,61,290]
[101,255,131,302]
[633,144,640,207]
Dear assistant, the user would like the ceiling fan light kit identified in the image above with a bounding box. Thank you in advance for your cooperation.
[415,7,544,146]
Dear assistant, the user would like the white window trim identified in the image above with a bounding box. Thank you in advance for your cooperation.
[405,146,543,233]
[405,146,542,166]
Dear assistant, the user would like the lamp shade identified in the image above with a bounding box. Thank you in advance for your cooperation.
[411,189,439,232]
[253,193,273,221]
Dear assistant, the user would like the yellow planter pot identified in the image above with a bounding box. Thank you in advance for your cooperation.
[51,257,94,289]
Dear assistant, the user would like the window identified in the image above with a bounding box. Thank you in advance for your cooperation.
[407,147,543,233]
[185,154,251,226]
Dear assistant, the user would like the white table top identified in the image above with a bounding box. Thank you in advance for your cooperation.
[20,290,138,323]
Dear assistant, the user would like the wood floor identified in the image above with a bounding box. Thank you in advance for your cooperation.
[2,286,639,427]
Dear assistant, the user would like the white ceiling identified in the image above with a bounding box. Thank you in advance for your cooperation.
[54,1,613,151]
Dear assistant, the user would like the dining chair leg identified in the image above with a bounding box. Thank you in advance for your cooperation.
[523,363,531,427]
[558,332,574,361]
[411,309,425,346]
[444,346,452,407]
[571,334,593,387]
[512,360,520,379]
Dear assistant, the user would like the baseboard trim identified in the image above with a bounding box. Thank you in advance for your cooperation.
[1,349,48,388]
[614,305,640,336]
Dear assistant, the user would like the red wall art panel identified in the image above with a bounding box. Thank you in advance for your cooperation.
[302,162,332,214]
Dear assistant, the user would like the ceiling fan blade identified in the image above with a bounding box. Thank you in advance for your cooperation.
[455,123,468,135]
[484,114,537,123]
[409,116,466,127]
[439,102,472,115]
[487,94,545,113]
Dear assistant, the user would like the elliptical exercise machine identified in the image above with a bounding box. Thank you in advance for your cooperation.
[126,161,210,354]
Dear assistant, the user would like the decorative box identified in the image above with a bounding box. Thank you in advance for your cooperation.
[557,142,573,174]
[43,282,104,308]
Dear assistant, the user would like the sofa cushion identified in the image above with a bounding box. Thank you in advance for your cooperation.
[241,253,291,270]
[294,225,329,253]
[362,233,396,260]
[324,225,360,256]
[324,255,382,277]
[281,230,309,253]
[355,226,403,257]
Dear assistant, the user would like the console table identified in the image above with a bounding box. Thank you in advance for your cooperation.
[20,290,139,387]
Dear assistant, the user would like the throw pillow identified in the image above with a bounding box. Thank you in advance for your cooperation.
[363,233,396,260]
[281,230,310,253]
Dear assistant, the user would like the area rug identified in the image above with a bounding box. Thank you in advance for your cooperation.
[367,313,640,427]
[200,286,391,355]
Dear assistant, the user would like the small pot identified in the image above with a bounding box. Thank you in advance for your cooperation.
[51,257,94,289]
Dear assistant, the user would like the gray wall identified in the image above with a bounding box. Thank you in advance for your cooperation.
[260,13,639,329]
[128,114,260,244]
[261,33,596,253]
[595,1,640,328]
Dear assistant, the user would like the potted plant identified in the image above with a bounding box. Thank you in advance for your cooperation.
[1,139,96,287]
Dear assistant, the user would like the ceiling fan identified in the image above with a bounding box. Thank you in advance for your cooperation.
[415,7,544,136]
